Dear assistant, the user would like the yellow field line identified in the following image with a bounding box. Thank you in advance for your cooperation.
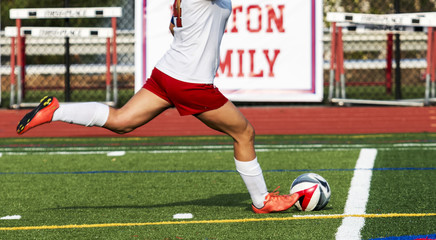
[1,213,436,231]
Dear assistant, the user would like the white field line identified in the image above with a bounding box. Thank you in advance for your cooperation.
[0,215,21,220]
[1,147,435,156]
[106,151,126,157]
[336,148,378,240]
[1,142,436,152]
[0,143,435,156]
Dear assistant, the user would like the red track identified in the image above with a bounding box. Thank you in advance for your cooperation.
[1,106,436,138]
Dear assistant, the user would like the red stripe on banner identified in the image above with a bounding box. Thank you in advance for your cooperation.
[142,0,147,86]
[311,0,316,94]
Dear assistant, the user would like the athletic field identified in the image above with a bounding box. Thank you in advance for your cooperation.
[1,133,435,239]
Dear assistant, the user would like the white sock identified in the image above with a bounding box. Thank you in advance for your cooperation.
[52,102,110,127]
[235,157,268,209]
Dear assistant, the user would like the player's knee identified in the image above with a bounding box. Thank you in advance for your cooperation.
[246,123,255,142]
[237,122,255,144]
[109,122,135,134]
[106,112,136,134]
[112,126,134,135]
[112,120,137,134]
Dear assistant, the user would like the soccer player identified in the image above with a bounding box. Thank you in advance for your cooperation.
[16,0,300,213]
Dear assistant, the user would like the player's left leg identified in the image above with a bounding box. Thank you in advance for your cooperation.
[195,101,255,161]
[195,101,300,213]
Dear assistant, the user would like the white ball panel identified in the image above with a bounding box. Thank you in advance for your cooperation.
[290,173,331,211]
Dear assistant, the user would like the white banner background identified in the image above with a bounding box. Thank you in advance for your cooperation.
[136,0,323,102]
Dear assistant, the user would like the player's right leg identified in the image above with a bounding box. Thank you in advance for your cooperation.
[16,89,172,135]
[17,96,60,134]
[196,101,300,213]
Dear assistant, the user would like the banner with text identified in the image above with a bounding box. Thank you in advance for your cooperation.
[136,0,323,102]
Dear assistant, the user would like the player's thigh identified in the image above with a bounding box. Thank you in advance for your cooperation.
[195,101,254,139]
[105,88,172,130]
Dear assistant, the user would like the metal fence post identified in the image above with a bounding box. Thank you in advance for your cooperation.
[64,0,71,102]
[394,0,402,100]
[112,17,118,105]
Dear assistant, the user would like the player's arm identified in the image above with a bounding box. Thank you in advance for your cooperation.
[169,17,175,36]
[170,0,179,36]
[169,22,175,36]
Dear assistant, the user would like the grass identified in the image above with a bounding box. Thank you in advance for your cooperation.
[362,149,436,239]
[0,134,436,239]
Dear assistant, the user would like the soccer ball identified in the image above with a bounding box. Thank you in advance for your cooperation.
[290,173,331,211]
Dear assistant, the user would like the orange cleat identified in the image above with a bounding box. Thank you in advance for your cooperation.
[16,96,59,135]
[252,186,300,214]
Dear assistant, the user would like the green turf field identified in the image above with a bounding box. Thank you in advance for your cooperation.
[0,134,435,239]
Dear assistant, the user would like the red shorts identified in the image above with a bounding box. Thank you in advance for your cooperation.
[143,68,228,116]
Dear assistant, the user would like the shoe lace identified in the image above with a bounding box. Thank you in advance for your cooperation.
[265,186,282,202]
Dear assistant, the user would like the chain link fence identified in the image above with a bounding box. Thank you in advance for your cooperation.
[324,0,436,103]
[0,0,135,107]
[1,1,436,107]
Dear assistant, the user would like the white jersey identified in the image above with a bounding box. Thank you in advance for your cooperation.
[155,0,232,84]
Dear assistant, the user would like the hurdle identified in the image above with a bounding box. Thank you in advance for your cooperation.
[8,7,122,108]
[327,12,436,106]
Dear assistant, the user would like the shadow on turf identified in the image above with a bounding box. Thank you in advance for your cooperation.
[45,193,253,211]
